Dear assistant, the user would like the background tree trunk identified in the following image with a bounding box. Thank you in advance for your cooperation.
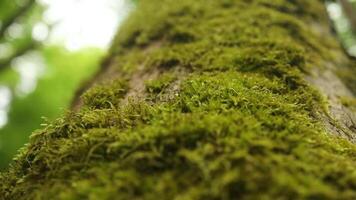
[339,0,356,32]
[1,0,356,199]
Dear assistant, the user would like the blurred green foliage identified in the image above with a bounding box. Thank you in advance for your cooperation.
[0,46,103,168]
[0,0,44,70]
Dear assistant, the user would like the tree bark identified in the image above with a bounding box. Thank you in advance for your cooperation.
[1,0,356,199]
[339,0,356,32]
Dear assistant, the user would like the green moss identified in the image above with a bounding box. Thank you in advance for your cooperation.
[340,96,356,111]
[3,71,355,199]
[1,0,356,199]
[145,73,175,94]
[82,80,128,109]
[337,62,356,95]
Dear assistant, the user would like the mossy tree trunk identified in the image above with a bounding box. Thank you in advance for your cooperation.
[1,0,356,199]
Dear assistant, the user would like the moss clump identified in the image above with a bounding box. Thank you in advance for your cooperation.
[1,0,356,199]
[145,73,175,94]
[2,71,356,199]
[82,80,128,109]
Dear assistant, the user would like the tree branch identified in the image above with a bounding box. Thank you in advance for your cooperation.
[0,0,36,40]
[0,41,38,72]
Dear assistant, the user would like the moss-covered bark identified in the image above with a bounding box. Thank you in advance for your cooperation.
[1,0,356,199]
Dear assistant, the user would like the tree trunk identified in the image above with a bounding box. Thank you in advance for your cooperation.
[1,0,356,199]
[339,0,356,32]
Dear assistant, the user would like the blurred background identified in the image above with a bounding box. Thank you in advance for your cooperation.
[327,0,356,55]
[0,0,355,169]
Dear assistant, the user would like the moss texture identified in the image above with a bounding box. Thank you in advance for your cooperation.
[1,0,356,199]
